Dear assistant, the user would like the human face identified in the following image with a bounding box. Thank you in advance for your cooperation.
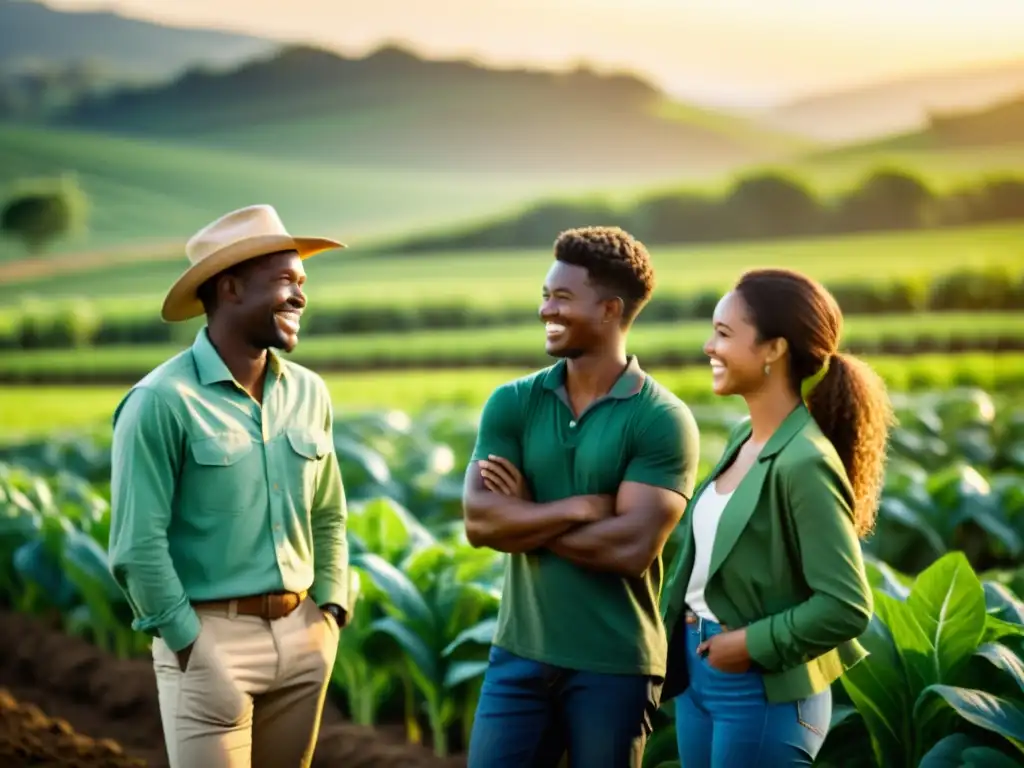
[703,290,771,397]
[231,250,307,353]
[538,261,615,358]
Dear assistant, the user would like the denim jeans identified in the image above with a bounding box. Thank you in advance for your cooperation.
[467,645,663,768]
[674,616,831,767]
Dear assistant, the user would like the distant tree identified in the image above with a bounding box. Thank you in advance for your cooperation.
[722,171,823,239]
[0,176,88,255]
[833,168,934,232]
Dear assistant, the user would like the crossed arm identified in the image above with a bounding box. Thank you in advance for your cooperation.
[547,480,687,577]
[462,385,699,578]
[473,457,686,577]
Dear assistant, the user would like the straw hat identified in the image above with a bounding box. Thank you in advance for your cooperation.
[161,204,346,322]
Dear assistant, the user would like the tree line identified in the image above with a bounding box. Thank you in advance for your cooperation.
[391,168,1024,252]
[3,266,1021,351]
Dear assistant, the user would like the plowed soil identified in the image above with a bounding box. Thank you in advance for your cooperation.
[0,609,466,767]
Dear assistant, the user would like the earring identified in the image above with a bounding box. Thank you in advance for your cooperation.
[764,363,771,376]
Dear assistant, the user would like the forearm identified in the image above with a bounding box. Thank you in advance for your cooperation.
[312,513,350,610]
[489,520,582,554]
[744,591,873,672]
[107,386,198,651]
[547,515,649,577]
[108,539,199,653]
[463,490,582,552]
[310,455,350,611]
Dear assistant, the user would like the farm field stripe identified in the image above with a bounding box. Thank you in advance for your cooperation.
[1,312,1021,379]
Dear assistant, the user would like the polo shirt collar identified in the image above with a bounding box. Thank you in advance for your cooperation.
[542,355,646,399]
[191,326,288,386]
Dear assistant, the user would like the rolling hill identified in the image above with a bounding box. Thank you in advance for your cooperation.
[758,58,1024,144]
[805,92,1024,165]
[0,0,275,79]
[51,44,813,176]
[1,121,673,256]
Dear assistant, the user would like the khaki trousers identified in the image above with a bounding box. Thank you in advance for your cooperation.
[151,595,340,768]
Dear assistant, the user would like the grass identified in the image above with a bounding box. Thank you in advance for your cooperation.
[0,123,682,260]
[6,222,1024,319]
[1,312,1019,377]
[2,352,1021,439]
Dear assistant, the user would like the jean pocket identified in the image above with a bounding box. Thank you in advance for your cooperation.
[795,691,831,738]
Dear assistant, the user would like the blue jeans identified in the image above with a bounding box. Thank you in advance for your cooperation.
[674,617,831,767]
[467,645,662,768]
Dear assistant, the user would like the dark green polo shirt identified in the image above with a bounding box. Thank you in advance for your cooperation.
[470,356,700,677]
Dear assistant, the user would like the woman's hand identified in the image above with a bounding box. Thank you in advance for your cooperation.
[696,627,752,674]
[479,455,532,501]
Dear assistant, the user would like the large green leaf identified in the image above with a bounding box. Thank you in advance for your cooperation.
[442,618,498,657]
[919,733,1022,767]
[368,616,441,689]
[975,642,1024,697]
[839,610,913,767]
[348,496,435,562]
[915,684,1024,755]
[874,591,934,697]
[984,581,1024,625]
[443,660,489,689]
[863,554,912,600]
[352,552,436,632]
[640,723,678,768]
[12,539,77,609]
[906,551,988,685]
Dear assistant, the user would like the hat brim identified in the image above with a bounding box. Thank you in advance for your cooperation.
[161,234,345,322]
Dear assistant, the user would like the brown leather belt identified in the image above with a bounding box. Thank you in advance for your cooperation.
[192,590,308,621]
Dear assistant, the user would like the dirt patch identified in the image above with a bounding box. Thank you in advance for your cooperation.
[0,688,147,767]
[0,609,465,767]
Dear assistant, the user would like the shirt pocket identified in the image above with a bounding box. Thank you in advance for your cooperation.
[186,432,258,514]
[285,427,332,506]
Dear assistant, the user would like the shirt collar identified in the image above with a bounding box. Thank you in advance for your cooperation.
[191,326,288,386]
[541,354,646,400]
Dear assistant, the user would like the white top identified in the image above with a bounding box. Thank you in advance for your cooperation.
[683,482,735,623]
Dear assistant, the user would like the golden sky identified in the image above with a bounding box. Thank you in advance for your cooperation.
[45,0,1024,106]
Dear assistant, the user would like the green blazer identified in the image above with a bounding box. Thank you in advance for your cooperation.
[661,404,873,704]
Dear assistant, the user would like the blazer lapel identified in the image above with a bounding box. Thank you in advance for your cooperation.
[705,405,812,584]
[663,420,750,624]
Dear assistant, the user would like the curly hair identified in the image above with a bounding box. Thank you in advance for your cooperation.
[553,226,655,326]
[735,268,895,538]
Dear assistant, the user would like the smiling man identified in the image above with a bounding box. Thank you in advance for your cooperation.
[107,204,350,768]
[462,226,701,768]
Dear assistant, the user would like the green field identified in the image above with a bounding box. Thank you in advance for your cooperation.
[6,222,1024,318]
[2,351,1022,439]
[1,312,1020,379]
[0,124,686,259]
[4,116,1024,265]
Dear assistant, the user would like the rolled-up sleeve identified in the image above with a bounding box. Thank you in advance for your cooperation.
[108,387,200,652]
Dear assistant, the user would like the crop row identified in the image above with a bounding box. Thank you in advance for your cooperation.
[3,353,1024,441]
[0,312,1022,384]
[1,388,1024,764]
[3,265,1022,349]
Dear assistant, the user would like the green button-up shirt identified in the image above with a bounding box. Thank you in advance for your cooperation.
[108,327,349,652]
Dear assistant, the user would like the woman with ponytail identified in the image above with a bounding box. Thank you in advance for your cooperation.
[659,268,894,767]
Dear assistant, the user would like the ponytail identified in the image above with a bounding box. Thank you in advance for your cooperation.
[804,352,895,538]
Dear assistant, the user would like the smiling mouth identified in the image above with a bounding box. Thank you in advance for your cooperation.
[545,322,567,339]
[275,309,302,335]
[710,360,726,374]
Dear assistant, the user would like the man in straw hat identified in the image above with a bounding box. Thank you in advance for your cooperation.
[107,204,351,768]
